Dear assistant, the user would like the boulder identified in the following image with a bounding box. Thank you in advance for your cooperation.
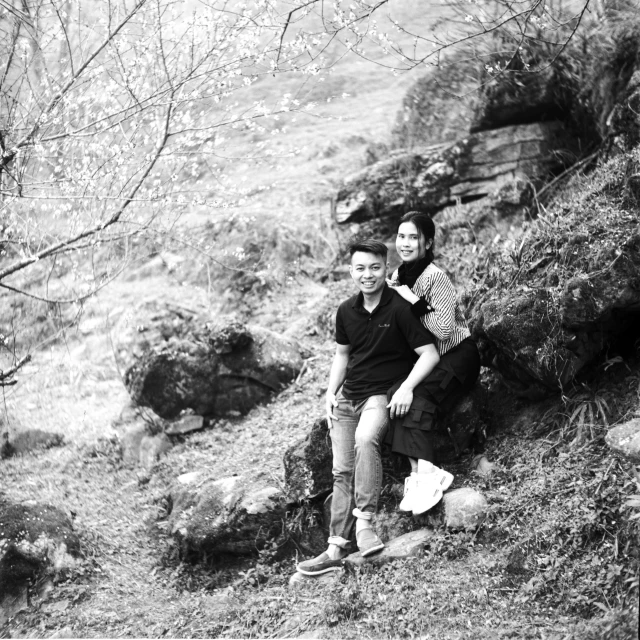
[167,471,286,557]
[284,418,333,503]
[605,420,640,463]
[333,122,577,224]
[442,488,488,530]
[0,498,81,616]
[344,528,433,567]
[123,312,303,419]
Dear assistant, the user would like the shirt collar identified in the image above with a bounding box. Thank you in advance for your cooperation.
[353,284,394,311]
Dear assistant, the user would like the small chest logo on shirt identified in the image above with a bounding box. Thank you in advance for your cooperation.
[378,323,390,328]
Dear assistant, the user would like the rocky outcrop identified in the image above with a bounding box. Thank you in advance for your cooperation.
[468,201,640,398]
[333,122,578,224]
[122,307,303,419]
[0,498,81,615]
[166,471,287,557]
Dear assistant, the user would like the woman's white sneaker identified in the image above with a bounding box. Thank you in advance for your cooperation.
[412,473,444,515]
[434,466,454,491]
[399,473,418,512]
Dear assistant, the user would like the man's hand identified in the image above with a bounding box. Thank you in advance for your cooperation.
[387,386,413,420]
[387,282,420,305]
[326,391,339,428]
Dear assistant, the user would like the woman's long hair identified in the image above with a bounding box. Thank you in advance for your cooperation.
[398,211,435,264]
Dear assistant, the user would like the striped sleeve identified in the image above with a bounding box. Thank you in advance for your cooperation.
[413,268,456,342]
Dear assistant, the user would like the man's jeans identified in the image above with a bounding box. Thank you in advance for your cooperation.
[327,392,389,548]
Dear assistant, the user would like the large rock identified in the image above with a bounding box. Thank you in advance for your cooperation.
[469,202,640,398]
[333,122,577,224]
[167,471,287,557]
[605,420,640,463]
[0,498,81,615]
[123,311,303,419]
[284,418,333,503]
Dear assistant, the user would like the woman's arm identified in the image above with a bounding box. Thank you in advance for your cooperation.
[414,270,456,341]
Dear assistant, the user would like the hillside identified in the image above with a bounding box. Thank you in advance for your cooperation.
[1,0,640,638]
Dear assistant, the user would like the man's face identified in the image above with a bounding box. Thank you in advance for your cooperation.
[349,251,387,295]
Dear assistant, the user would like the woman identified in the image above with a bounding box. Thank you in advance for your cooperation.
[387,211,480,516]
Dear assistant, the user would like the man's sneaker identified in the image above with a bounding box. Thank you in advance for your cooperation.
[412,474,444,515]
[356,528,385,557]
[399,473,418,512]
[296,552,344,576]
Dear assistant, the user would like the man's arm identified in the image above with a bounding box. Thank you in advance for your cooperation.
[387,344,440,419]
[326,343,350,428]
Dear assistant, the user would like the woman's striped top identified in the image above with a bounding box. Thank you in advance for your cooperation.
[392,262,470,356]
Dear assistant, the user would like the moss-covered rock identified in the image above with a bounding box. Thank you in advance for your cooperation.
[468,156,640,396]
[0,498,81,603]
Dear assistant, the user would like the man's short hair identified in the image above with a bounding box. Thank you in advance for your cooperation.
[349,239,388,260]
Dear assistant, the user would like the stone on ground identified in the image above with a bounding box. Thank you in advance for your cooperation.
[605,420,640,463]
[167,472,286,557]
[443,487,488,530]
[345,528,433,567]
[288,569,343,589]
[471,455,497,477]
[164,414,205,435]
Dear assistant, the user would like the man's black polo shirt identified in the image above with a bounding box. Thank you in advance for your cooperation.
[335,284,435,400]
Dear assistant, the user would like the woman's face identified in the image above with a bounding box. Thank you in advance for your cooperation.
[396,221,429,263]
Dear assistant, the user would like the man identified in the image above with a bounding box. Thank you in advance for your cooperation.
[296,239,441,575]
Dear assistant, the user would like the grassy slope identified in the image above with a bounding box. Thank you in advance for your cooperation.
[1,1,640,638]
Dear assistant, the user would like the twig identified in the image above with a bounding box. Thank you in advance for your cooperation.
[0,354,32,385]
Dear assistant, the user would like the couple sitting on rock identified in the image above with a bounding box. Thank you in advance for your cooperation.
[297,212,480,576]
